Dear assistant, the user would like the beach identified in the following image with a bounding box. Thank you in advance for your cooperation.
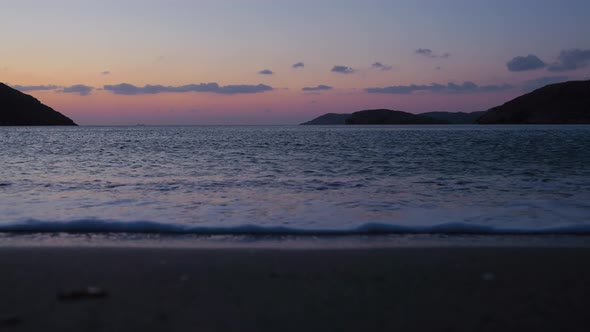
[3,1,590,331]
[1,244,589,331]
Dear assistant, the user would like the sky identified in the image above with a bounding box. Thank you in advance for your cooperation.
[1,0,590,125]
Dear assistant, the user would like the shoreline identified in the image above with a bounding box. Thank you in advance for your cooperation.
[2,245,589,331]
[2,232,590,249]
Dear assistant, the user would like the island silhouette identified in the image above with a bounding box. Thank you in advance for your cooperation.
[2,80,589,126]
[302,80,590,125]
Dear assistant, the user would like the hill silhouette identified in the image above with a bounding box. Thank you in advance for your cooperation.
[301,110,485,125]
[345,109,447,125]
[0,83,77,126]
[477,80,590,124]
[421,111,485,124]
[300,113,351,125]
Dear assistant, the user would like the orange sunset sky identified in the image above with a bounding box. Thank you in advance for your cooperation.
[2,0,590,125]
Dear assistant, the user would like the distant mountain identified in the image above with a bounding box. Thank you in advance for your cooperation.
[345,109,447,125]
[0,83,77,126]
[300,109,481,125]
[420,111,485,124]
[300,113,351,125]
[477,80,590,124]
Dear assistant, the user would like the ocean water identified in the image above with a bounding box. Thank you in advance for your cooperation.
[1,125,589,235]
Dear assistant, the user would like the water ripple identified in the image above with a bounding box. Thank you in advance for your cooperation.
[0,125,589,231]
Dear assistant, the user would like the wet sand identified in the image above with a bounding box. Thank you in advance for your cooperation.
[1,246,589,331]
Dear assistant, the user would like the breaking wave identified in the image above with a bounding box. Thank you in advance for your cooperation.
[1,219,590,235]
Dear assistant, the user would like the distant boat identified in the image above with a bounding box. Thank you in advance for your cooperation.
[135,123,147,126]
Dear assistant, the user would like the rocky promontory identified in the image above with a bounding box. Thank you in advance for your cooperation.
[477,80,590,124]
[0,83,77,126]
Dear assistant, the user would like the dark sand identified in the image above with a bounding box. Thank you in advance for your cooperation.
[1,246,589,331]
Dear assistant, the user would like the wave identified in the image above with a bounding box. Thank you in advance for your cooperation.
[1,219,590,235]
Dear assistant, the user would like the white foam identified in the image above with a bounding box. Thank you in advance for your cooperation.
[1,219,589,235]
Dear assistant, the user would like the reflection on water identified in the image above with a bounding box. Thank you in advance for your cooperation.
[0,125,589,232]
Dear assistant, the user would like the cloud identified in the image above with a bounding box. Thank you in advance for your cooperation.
[292,62,304,69]
[548,49,590,71]
[101,70,111,75]
[103,83,144,95]
[217,84,273,94]
[331,65,355,74]
[11,84,59,92]
[365,81,513,94]
[372,62,392,71]
[258,69,274,75]
[12,83,120,96]
[506,55,546,72]
[58,84,94,96]
[415,48,450,58]
[103,83,273,95]
[415,48,434,57]
[522,76,569,92]
[302,85,333,91]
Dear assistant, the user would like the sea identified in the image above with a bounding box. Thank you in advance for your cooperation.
[1,125,589,246]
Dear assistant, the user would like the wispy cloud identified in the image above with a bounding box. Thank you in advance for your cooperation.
[302,85,333,91]
[506,55,546,72]
[366,82,513,94]
[415,48,450,58]
[13,83,95,96]
[292,62,304,69]
[548,49,590,71]
[101,70,111,75]
[103,83,273,95]
[58,84,94,96]
[258,69,274,75]
[11,84,59,92]
[521,76,569,92]
[331,65,355,74]
[372,62,392,71]
[217,84,273,94]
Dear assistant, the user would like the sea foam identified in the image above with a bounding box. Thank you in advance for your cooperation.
[1,125,589,235]
[1,219,590,235]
